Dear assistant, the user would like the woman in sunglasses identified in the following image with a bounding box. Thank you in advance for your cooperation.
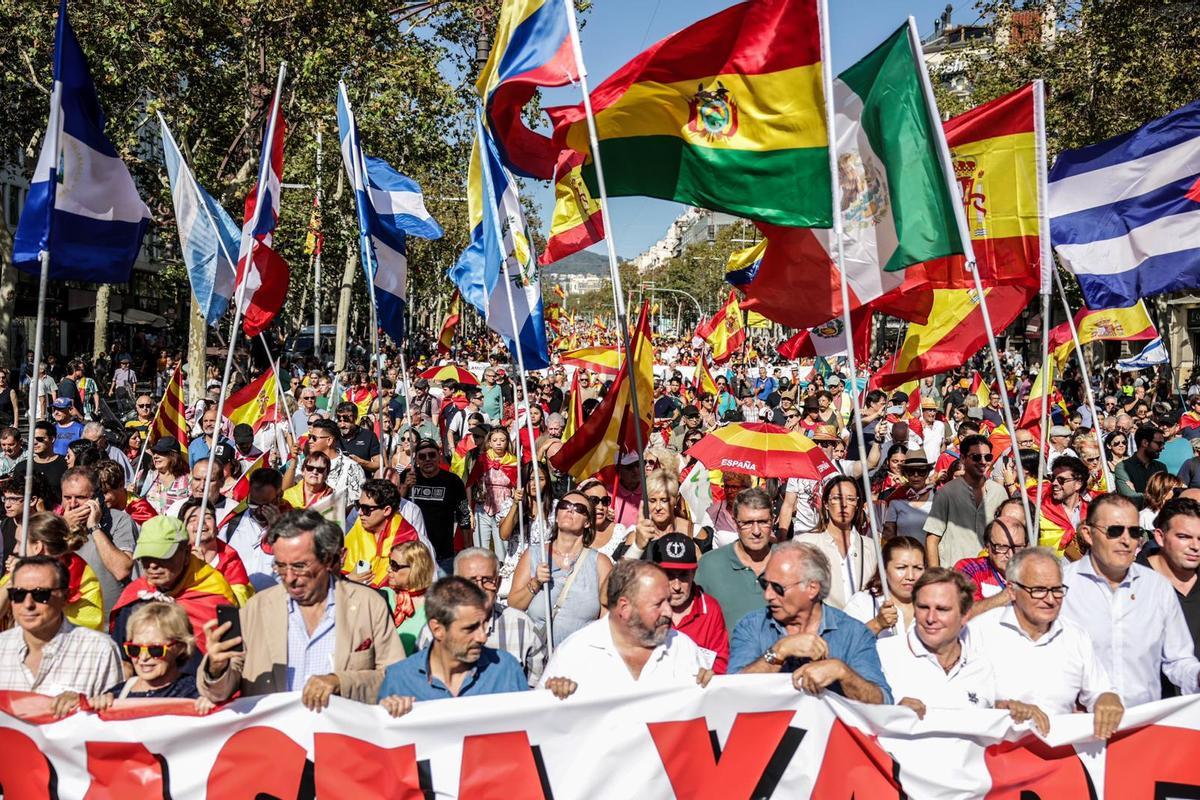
[282,451,333,510]
[0,512,102,630]
[882,453,937,541]
[385,540,436,655]
[508,491,613,647]
[390,429,417,473]
[843,536,925,640]
[89,601,213,710]
[1103,431,1129,478]
[578,478,624,560]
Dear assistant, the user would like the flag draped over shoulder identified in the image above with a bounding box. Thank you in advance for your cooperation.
[13,0,150,283]
[159,115,238,327]
[226,369,278,433]
[449,115,551,371]
[695,291,746,364]
[551,304,654,482]
[437,289,462,356]
[151,366,189,451]
[546,0,831,228]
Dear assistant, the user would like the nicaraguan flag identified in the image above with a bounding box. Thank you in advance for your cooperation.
[12,0,150,283]
[449,113,550,371]
[159,114,238,326]
[1050,98,1200,308]
[337,82,443,344]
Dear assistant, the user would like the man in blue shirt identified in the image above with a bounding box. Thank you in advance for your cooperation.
[378,577,527,715]
[728,541,892,705]
[753,366,777,403]
[51,398,83,455]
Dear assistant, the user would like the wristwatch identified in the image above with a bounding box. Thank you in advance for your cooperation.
[763,647,781,666]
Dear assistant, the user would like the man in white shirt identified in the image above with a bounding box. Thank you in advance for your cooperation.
[878,568,997,717]
[917,399,947,463]
[539,560,713,694]
[969,547,1124,739]
[1061,493,1200,706]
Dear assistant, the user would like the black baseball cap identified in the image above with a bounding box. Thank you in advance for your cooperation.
[650,532,699,570]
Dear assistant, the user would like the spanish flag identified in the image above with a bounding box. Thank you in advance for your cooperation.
[341,386,377,420]
[969,372,990,407]
[546,0,830,228]
[560,345,621,376]
[226,368,278,433]
[1048,301,1156,365]
[150,365,189,452]
[694,358,719,396]
[303,193,323,256]
[594,316,608,333]
[696,290,746,364]
[552,303,654,482]
[564,369,584,441]
[437,289,461,356]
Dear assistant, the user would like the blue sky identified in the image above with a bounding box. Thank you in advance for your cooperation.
[530,0,982,259]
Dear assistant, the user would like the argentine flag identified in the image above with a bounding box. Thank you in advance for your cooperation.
[337,82,443,345]
[449,113,551,371]
[12,0,150,283]
[159,114,238,326]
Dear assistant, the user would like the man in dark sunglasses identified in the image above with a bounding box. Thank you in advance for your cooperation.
[1062,493,1200,707]
[335,401,381,478]
[923,434,1009,569]
[0,555,123,702]
[397,439,471,573]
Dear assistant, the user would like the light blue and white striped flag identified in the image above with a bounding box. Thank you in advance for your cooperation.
[12,0,150,283]
[337,82,443,344]
[159,114,238,326]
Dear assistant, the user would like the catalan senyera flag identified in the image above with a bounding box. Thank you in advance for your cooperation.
[696,290,746,364]
[560,345,622,376]
[150,366,189,452]
[552,303,654,482]
[437,289,462,357]
[546,0,830,228]
[226,368,278,433]
[1048,301,1157,365]
[872,286,1035,390]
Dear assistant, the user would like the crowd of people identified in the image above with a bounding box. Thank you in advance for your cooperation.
[2,335,1199,745]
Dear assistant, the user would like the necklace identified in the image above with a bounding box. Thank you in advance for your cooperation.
[554,540,583,568]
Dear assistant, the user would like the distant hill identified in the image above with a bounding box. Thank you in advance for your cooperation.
[541,249,611,276]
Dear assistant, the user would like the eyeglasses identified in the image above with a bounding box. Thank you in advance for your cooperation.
[356,502,383,514]
[273,560,318,577]
[756,575,805,596]
[387,559,410,572]
[988,541,1026,555]
[467,575,500,590]
[785,413,801,420]
[967,453,994,463]
[1012,582,1068,600]
[301,395,316,401]
[302,464,329,475]
[337,414,356,422]
[736,519,772,530]
[1097,524,1147,540]
[122,642,176,660]
[645,459,661,469]
[557,500,590,516]
[3,495,22,505]
[10,587,58,604]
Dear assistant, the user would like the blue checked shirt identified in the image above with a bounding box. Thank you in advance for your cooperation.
[286,578,337,691]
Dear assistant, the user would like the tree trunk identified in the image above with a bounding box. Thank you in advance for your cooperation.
[187,296,206,404]
[334,240,355,373]
[0,224,16,369]
[93,284,111,361]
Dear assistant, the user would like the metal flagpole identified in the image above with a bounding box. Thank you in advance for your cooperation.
[1033,79,1053,533]
[907,17,1033,536]
[563,0,650,517]
[819,0,887,601]
[196,62,287,535]
[313,129,324,362]
[1053,268,1113,491]
[397,348,414,432]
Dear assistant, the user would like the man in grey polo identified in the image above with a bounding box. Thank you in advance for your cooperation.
[924,434,1009,568]
[695,486,772,631]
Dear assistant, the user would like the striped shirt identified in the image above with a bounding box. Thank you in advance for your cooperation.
[418,602,547,686]
[286,580,337,691]
[0,620,123,696]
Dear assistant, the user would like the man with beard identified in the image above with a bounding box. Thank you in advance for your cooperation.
[539,560,714,692]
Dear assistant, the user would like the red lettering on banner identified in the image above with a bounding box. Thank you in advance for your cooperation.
[1105,724,1200,796]
[314,733,426,799]
[207,726,308,798]
[983,738,1095,799]
[648,711,795,799]
[810,719,903,799]
[0,728,54,799]
[83,741,164,800]
[458,731,548,799]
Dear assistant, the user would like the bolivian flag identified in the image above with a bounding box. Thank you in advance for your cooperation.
[546,0,830,228]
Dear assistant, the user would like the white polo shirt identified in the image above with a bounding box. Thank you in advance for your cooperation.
[539,617,707,692]
[877,626,995,710]
[967,606,1114,714]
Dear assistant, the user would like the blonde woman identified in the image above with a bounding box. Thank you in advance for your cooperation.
[385,540,436,655]
[617,469,694,560]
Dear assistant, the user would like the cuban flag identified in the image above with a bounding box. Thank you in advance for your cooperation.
[1050,98,1200,309]
[449,113,550,371]
[337,82,443,345]
[12,0,150,283]
[234,75,289,338]
[159,114,238,326]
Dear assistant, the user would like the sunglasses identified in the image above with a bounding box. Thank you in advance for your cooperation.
[302,464,328,474]
[756,575,803,596]
[557,500,590,516]
[122,642,177,660]
[415,451,439,461]
[136,403,153,409]
[468,575,500,589]
[587,494,611,506]
[356,502,382,514]
[10,587,58,604]
[387,559,410,572]
[1097,524,1147,540]
[1050,475,1079,486]
[33,436,50,443]
[968,453,994,463]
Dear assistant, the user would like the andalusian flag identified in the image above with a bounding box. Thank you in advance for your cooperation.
[551,303,654,482]
[560,345,621,376]
[546,0,830,228]
[696,290,746,364]
[871,286,1034,390]
[437,289,462,356]
[150,365,189,451]
[1048,301,1156,365]
[226,368,279,433]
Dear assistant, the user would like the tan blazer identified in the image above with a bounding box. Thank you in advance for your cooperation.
[197,578,404,703]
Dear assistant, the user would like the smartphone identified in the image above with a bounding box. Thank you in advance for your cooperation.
[215,605,244,653]
[355,559,372,574]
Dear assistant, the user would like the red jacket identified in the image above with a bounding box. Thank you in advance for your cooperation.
[674,588,729,674]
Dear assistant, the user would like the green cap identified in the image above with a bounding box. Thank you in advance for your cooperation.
[133,516,188,561]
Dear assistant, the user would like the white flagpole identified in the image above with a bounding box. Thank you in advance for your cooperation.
[197,62,287,534]
[562,0,650,517]
[906,18,1033,537]
[819,0,887,600]
[1033,80,1053,535]
[259,332,299,444]
[313,129,324,362]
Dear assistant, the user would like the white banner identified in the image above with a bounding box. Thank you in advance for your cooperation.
[3,678,1200,798]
